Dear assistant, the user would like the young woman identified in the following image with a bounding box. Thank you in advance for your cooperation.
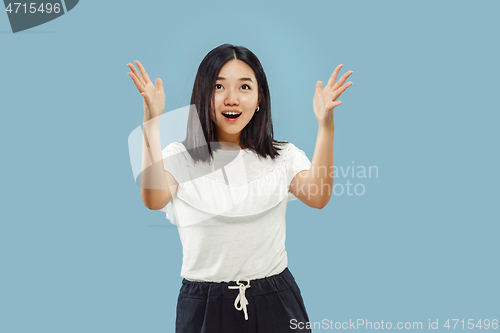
[127,44,353,332]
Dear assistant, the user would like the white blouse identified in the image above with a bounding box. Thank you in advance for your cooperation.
[159,141,311,282]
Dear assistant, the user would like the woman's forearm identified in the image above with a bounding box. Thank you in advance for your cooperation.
[140,118,171,210]
[306,124,334,208]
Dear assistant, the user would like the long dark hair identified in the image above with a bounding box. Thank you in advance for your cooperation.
[181,44,287,164]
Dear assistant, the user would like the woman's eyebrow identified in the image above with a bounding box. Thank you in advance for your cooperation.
[216,76,254,83]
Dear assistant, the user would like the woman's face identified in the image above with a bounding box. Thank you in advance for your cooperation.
[210,59,261,148]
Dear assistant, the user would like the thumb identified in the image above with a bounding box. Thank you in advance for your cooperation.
[156,78,163,92]
[315,81,323,94]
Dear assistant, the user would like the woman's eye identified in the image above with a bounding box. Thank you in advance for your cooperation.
[215,84,250,90]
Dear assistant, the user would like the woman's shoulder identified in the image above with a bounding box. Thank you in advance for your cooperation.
[162,142,190,159]
[163,141,186,152]
[273,140,302,156]
[162,142,193,168]
[272,141,309,167]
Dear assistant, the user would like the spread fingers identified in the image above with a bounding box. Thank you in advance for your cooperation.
[128,70,145,93]
[127,63,146,87]
[134,60,152,84]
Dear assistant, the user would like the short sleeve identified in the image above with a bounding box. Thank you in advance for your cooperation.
[158,142,186,226]
[285,143,312,202]
[161,142,185,184]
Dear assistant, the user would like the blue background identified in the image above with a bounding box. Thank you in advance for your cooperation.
[1,0,499,332]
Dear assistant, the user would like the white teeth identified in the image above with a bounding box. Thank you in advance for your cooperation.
[223,112,241,115]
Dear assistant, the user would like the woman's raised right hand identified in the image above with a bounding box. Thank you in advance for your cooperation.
[127,60,165,122]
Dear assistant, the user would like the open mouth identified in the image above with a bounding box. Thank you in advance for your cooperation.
[222,112,242,119]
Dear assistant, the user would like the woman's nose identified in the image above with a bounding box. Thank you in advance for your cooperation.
[225,90,239,105]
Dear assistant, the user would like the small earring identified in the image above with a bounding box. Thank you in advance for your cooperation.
[256,106,260,112]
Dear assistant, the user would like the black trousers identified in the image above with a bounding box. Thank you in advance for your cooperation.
[175,267,312,333]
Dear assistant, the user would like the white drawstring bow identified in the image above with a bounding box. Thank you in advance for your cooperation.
[228,277,251,320]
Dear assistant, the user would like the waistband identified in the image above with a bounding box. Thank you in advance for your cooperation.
[179,267,296,321]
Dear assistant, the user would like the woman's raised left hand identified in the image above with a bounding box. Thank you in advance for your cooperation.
[313,64,353,129]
